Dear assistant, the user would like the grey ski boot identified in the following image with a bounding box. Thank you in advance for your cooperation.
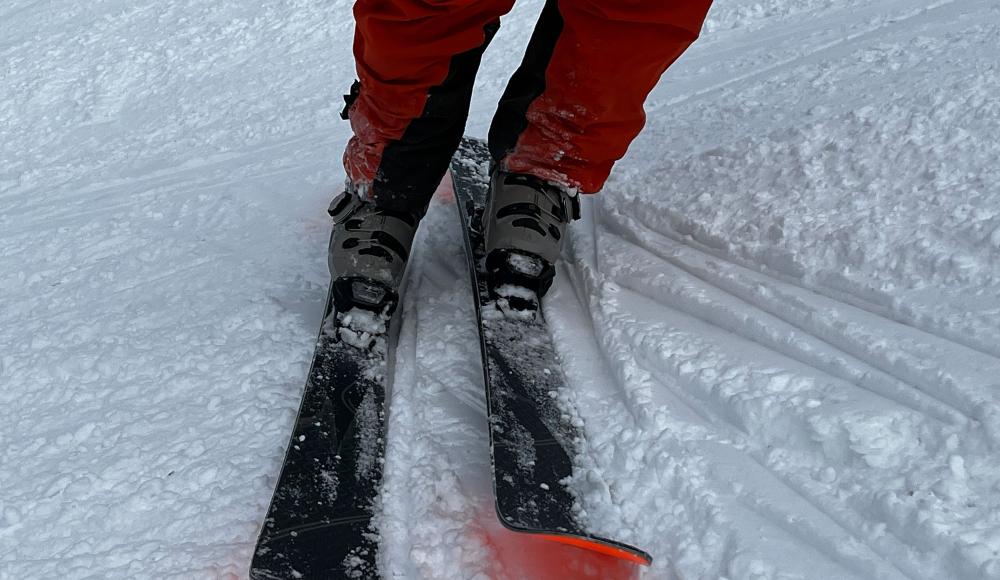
[483,170,580,306]
[327,188,420,316]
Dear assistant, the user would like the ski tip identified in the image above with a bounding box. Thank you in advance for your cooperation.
[536,533,652,567]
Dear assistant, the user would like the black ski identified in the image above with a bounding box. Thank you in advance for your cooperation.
[449,137,652,566]
[250,283,394,579]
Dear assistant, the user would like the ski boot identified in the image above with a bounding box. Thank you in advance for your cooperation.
[483,170,580,309]
[327,187,420,318]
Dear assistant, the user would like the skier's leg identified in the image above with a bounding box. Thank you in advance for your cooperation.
[482,0,712,298]
[489,0,713,193]
[344,0,515,215]
[333,0,514,310]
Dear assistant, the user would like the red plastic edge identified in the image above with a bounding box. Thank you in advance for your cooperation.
[536,534,652,566]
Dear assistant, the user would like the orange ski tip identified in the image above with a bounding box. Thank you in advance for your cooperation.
[536,534,652,566]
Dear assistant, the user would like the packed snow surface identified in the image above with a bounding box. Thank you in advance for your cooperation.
[2,0,999,578]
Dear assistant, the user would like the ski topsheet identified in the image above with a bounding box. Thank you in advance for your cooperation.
[250,285,392,579]
[450,137,652,566]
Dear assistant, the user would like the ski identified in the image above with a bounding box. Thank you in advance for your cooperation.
[250,282,395,579]
[449,137,653,566]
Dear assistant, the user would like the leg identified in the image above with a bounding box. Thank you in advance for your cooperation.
[481,0,712,301]
[345,0,515,214]
[333,0,514,312]
[489,0,713,193]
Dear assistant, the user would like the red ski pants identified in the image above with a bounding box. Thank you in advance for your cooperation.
[344,0,713,213]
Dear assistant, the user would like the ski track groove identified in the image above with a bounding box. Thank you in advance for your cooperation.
[560,265,645,427]
[628,334,755,438]
[619,195,1000,364]
[3,169,268,240]
[379,248,423,580]
[604,207,986,425]
[729,490,892,580]
[2,127,332,200]
[0,254,229,328]
[555,241,905,579]
[376,196,500,580]
[655,0,961,112]
[729,460,918,580]
[104,256,227,298]
[740,451,923,580]
[579,205,1000,577]
[620,274,963,433]
[0,541,249,564]
[2,137,335,235]
[548,267,667,542]
[558,226,892,578]
[0,0,48,23]
[601,224,966,427]
[548,268,736,577]
[562,264,915,580]
[586,285,923,580]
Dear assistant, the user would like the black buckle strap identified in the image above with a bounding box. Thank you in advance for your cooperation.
[340,80,360,121]
[564,191,581,221]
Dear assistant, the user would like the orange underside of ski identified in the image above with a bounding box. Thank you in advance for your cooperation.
[537,533,652,566]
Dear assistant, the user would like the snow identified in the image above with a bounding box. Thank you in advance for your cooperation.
[335,307,390,359]
[2,0,999,578]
